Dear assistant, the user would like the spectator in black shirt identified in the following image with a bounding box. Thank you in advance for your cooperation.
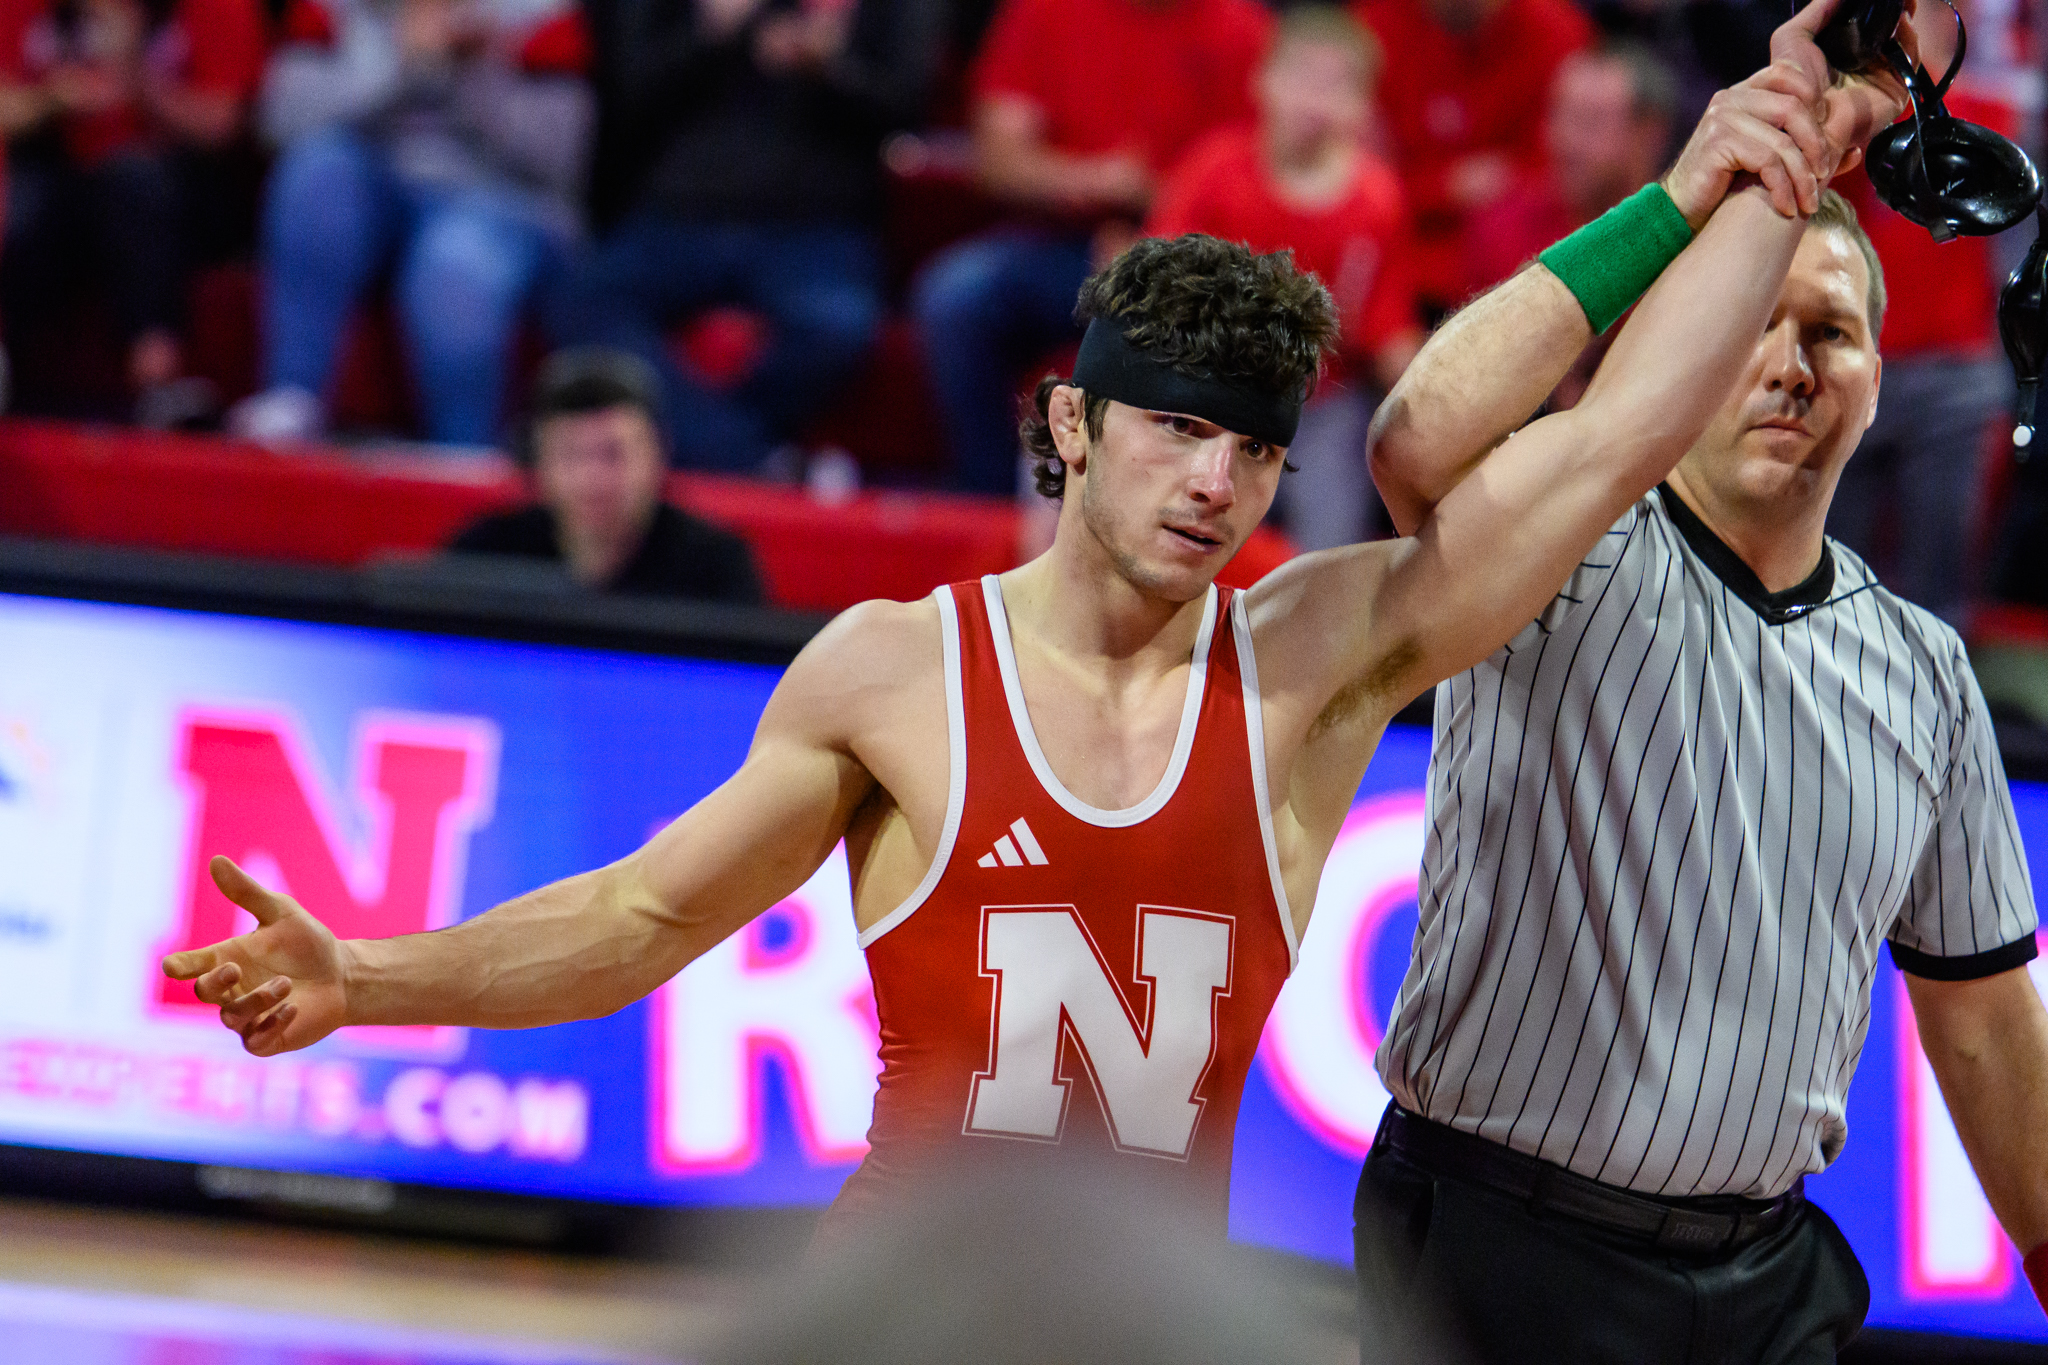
[542,0,942,474]
[449,348,765,602]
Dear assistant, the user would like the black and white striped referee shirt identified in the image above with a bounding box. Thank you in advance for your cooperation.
[1377,484,2039,1199]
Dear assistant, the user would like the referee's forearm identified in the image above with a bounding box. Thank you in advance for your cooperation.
[1907,968,2048,1255]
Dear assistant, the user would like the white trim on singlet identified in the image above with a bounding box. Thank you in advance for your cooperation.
[1232,592,1298,971]
[857,588,967,948]
[982,574,1216,828]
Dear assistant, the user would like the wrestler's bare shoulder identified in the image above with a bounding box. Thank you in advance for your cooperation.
[1242,538,1407,704]
[770,597,952,898]
[764,594,948,754]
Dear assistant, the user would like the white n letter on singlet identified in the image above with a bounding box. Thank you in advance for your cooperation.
[965,906,1233,1159]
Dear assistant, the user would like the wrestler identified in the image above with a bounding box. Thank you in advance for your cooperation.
[165,1,1899,1232]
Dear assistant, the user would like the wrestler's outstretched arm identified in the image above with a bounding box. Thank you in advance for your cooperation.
[1369,0,1911,537]
[160,598,932,1057]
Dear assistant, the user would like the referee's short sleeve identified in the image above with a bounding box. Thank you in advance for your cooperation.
[1889,643,2041,981]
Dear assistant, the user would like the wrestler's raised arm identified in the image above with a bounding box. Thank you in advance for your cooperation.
[1254,5,1894,752]
[1369,0,1909,537]
[160,598,934,1057]
[1350,185,1807,690]
[1257,180,1808,755]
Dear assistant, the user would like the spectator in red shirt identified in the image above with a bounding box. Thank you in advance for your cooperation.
[1466,42,1677,296]
[910,0,1272,494]
[1353,0,1591,318]
[0,0,266,426]
[1829,86,2017,625]
[1147,5,1422,549]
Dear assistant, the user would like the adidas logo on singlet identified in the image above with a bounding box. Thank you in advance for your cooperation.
[978,818,1049,869]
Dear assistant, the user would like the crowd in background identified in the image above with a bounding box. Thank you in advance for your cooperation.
[0,0,2039,618]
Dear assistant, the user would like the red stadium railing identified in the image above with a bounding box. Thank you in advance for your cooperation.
[0,419,1296,612]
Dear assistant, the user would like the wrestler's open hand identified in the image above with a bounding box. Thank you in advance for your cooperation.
[160,856,350,1057]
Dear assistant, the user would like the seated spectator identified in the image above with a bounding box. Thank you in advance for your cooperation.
[542,0,939,475]
[911,0,1272,495]
[1465,43,1676,294]
[1832,84,2018,626]
[448,348,765,601]
[0,0,266,426]
[230,0,593,449]
[1147,6,1421,550]
[1354,0,1591,319]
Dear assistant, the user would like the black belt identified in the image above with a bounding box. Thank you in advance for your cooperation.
[1376,1106,1804,1255]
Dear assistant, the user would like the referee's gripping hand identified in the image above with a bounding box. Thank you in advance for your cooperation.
[1661,0,1911,231]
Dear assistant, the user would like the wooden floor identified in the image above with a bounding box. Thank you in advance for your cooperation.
[0,1194,1361,1364]
[0,1195,752,1363]
[16,1194,2037,1365]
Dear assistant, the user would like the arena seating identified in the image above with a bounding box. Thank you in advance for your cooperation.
[0,419,1296,612]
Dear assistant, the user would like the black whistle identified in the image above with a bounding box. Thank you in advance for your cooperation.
[2000,204,2048,452]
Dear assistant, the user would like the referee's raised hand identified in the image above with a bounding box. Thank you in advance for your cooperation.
[1662,0,1910,230]
[1756,0,1912,186]
[1817,0,1917,174]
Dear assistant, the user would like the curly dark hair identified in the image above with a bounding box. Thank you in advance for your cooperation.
[1019,234,1340,499]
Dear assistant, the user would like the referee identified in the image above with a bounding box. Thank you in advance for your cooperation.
[1358,7,2048,1362]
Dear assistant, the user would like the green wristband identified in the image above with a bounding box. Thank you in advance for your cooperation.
[1537,182,1696,335]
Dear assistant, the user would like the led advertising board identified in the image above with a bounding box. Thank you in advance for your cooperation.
[0,588,2039,1340]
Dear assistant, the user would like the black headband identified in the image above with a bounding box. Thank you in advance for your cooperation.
[1069,318,1302,448]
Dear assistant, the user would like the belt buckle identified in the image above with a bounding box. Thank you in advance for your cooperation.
[1655,1207,1732,1254]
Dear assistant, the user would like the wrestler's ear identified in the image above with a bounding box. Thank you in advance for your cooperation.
[1048,384,1091,473]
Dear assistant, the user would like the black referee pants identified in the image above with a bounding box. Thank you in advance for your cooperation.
[1353,1146,1870,1365]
